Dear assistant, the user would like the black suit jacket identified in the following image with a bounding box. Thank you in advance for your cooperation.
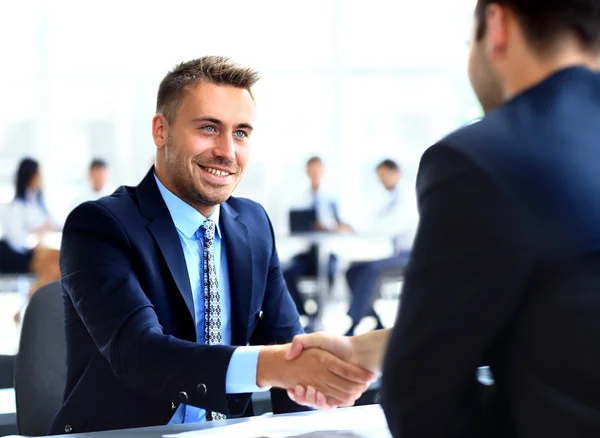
[50,169,305,435]
[381,67,600,438]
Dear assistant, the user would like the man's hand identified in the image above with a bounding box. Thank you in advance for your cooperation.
[257,344,376,409]
[336,223,354,233]
[286,332,355,364]
[284,330,391,408]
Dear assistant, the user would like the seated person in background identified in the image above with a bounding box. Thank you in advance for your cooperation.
[344,159,417,335]
[70,158,113,210]
[0,158,61,296]
[53,56,374,434]
[283,156,352,331]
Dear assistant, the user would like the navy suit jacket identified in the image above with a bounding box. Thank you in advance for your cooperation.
[50,169,305,434]
[381,67,600,438]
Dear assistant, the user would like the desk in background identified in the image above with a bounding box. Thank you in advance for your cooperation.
[277,232,397,331]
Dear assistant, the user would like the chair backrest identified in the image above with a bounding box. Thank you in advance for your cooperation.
[14,281,66,436]
[0,355,15,389]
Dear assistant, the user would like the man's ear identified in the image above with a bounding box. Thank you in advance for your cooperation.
[485,4,510,61]
[152,114,168,149]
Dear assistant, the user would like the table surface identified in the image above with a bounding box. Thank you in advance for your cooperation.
[2,404,390,438]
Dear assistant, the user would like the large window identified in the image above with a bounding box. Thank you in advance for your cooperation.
[0,0,480,230]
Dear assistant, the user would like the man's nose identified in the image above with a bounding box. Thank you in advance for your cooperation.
[213,133,236,161]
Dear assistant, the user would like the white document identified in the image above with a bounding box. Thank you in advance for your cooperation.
[163,405,391,438]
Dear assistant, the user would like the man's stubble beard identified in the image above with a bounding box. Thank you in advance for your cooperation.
[165,137,242,207]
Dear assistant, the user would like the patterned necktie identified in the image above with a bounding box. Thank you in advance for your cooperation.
[200,219,226,421]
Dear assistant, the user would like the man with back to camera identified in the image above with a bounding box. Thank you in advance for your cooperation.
[52,56,375,434]
[286,1,600,437]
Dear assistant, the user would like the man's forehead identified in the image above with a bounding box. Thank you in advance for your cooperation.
[180,82,256,122]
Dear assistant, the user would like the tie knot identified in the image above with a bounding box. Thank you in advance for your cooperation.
[200,219,216,246]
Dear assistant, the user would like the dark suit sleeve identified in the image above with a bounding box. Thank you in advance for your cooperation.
[380,144,536,438]
[60,202,242,416]
[249,206,308,414]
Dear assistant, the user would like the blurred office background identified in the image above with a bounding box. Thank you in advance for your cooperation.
[0,0,480,354]
[0,0,480,225]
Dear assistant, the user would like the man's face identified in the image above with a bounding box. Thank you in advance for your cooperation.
[376,167,400,190]
[467,18,505,113]
[306,161,324,188]
[90,167,107,192]
[29,171,42,191]
[160,82,255,207]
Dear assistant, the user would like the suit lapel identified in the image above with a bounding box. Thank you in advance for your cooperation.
[221,202,253,345]
[137,169,196,326]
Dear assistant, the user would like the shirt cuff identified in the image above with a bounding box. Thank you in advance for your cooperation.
[225,346,271,394]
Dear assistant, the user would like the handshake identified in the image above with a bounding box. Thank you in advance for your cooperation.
[256,329,390,410]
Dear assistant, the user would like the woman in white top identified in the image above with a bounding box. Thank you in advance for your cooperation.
[0,158,60,277]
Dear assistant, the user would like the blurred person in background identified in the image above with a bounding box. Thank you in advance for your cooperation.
[283,156,352,332]
[0,158,61,296]
[85,158,112,199]
[344,159,416,336]
[70,158,113,210]
[288,0,600,436]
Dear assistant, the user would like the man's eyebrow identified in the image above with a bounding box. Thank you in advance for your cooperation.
[191,117,253,131]
[236,123,254,131]
[191,117,222,124]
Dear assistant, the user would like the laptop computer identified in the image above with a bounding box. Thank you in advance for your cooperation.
[289,208,317,233]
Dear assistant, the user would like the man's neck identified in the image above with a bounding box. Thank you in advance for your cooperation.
[504,47,598,101]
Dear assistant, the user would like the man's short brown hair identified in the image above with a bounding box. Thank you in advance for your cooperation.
[156,56,260,123]
[475,0,600,52]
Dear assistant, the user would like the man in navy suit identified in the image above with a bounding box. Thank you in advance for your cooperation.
[51,56,374,435]
[287,1,600,437]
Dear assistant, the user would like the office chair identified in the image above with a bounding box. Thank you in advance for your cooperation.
[0,355,15,389]
[14,281,66,436]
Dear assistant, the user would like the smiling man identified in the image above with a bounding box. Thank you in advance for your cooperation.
[52,57,374,435]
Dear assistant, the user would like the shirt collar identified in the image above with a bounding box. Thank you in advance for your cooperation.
[153,173,221,239]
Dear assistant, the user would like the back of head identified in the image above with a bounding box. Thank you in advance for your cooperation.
[469,0,600,113]
[475,0,600,51]
[15,157,39,201]
[156,56,260,123]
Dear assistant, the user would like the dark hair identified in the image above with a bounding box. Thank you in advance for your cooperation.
[156,56,260,123]
[475,0,600,50]
[306,156,322,167]
[14,158,40,202]
[377,159,400,171]
[90,158,107,172]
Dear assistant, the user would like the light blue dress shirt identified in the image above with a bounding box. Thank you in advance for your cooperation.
[153,175,265,424]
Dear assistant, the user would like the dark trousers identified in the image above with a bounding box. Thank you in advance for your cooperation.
[283,245,337,316]
[345,251,410,324]
[0,240,33,274]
